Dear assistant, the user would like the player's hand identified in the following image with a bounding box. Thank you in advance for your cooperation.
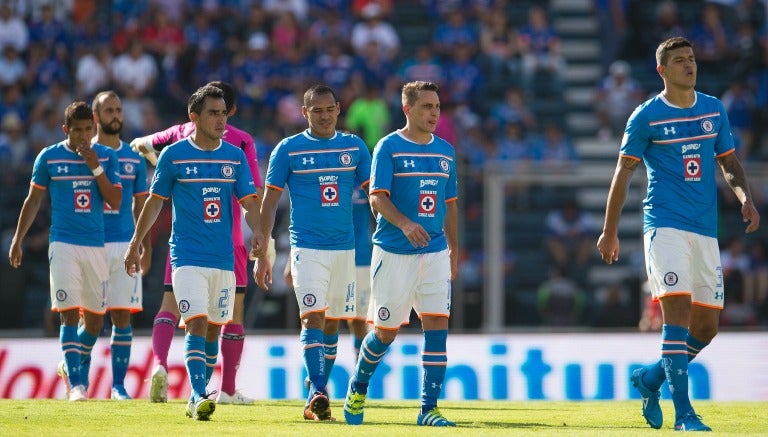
[742,201,760,233]
[401,221,430,248]
[596,232,620,264]
[249,233,267,259]
[123,243,141,277]
[8,239,22,268]
[130,137,158,166]
[75,141,100,169]
[253,256,272,291]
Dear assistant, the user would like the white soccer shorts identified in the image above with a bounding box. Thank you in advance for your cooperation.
[290,247,356,319]
[48,241,108,314]
[644,227,724,309]
[105,242,142,312]
[172,266,235,325]
[369,246,451,329]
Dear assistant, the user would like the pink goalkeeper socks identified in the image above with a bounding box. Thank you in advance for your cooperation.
[152,311,178,368]
[220,323,245,395]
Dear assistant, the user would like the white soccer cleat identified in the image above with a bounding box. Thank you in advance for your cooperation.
[57,360,71,395]
[68,384,87,402]
[149,364,168,403]
[216,390,255,405]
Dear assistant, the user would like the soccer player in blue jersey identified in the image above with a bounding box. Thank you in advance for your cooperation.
[91,90,151,400]
[597,37,760,432]
[343,81,459,427]
[9,101,123,402]
[123,84,266,420]
[253,84,372,422]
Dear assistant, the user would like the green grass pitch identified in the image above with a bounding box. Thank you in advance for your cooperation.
[1,399,767,436]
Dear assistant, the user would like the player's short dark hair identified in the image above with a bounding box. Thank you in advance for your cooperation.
[656,36,693,66]
[303,84,338,108]
[91,90,119,113]
[64,101,93,127]
[401,81,439,107]
[188,84,225,115]
[206,81,236,113]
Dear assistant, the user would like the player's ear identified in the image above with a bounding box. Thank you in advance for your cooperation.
[61,124,69,135]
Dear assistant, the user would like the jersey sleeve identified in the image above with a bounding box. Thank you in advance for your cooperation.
[445,147,458,202]
[134,155,149,195]
[620,106,649,159]
[369,140,392,194]
[354,137,372,188]
[104,147,122,186]
[150,147,174,198]
[264,140,289,189]
[242,132,263,188]
[714,99,736,156]
[234,148,257,201]
[149,124,187,151]
[30,148,50,189]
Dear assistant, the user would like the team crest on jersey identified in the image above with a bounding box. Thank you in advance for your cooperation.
[303,293,317,307]
[664,272,678,286]
[123,162,134,174]
[55,289,67,302]
[203,198,222,223]
[700,119,714,133]
[377,306,390,321]
[683,155,701,181]
[339,151,353,166]
[320,183,339,206]
[418,191,437,217]
[221,164,234,178]
[74,190,91,212]
[178,300,190,313]
[439,158,450,173]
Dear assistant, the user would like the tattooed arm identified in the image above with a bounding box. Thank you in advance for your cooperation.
[717,153,760,233]
[597,156,641,264]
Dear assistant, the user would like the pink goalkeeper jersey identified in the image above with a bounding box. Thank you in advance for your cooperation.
[149,122,263,248]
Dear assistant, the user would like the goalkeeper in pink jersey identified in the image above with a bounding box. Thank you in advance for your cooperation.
[131,81,270,404]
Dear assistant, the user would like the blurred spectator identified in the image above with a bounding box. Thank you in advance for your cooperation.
[29,80,71,125]
[595,60,645,141]
[721,80,756,159]
[592,0,628,73]
[308,8,353,53]
[0,112,28,169]
[397,43,445,84]
[478,11,519,85]
[0,82,27,124]
[111,40,158,96]
[532,123,579,170]
[24,42,70,99]
[264,0,310,24]
[183,13,222,54]
[233,32,274,116]
[354,39,397,96]
[746,240,768,320]
[0,45,25,86]
[270,10,306,55]
[0,2,28,52]
[497,122,534,166]
[350,2,400,61]
[432,7,479,58]
[443,42,483,110]
[75,44,113,100]
[314,39,361,96]
[536,267,586,326]
[344,82,390,150]
[488,87,536,133]
[517,5,565,98]
[543,199,594,281]
[140,8,186,62]
[591,282,634,328]
[720,236,759,326]
[28,107,61,154]
[689,3,735,76]
[633,0,685,59]
[27,2,68,48]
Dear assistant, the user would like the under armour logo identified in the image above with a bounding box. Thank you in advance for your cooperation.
[430,382,443,389]
[57,165,68,173]
[714,291,723,300]
[186,166,197,174]
[663,126,676,135]
[302,157,314,165]
[403,159,415,167]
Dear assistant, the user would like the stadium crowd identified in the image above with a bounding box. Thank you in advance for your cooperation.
[1,0,767,332]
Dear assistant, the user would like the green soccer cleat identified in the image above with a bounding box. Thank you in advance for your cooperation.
[417,407,456,427]
[185,394,216,421]
[343,382,366,425]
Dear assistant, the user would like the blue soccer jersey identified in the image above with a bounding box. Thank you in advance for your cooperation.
[265,129,372,250]
[31,141,121,246]
[103,140,148,243]
[150,138,257,271]
[621,92,735,238]
[370,131,458,254]
[352,185,373,266]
